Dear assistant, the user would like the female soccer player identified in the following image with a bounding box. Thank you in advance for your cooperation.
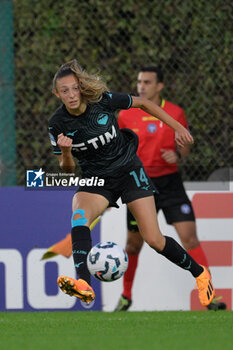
[48,59,214,306]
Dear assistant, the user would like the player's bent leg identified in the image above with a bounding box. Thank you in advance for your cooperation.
[127,196,166,251]
[71,192,109,282]
[127,196,215,306]
[58,192,109,300]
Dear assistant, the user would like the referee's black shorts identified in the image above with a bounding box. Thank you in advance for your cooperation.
[127,171,195,232]
[77,155,156,208]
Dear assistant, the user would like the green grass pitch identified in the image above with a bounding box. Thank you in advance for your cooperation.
[1,311,233,350]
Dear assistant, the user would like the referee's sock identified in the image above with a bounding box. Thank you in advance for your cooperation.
[159,236,203,277]
[188,244,209,268]
[71,225,92,285]
[122,254,139,300]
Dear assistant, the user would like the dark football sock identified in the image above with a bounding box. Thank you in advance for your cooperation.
[71,225,92,285]
[159,236,204,277]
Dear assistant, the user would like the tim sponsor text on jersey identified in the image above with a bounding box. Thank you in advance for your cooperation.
[51,125,117,152]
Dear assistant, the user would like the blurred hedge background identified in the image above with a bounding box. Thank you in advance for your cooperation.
[3,0,233,184]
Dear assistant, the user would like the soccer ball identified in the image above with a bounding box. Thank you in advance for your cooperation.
[87,242,128,282]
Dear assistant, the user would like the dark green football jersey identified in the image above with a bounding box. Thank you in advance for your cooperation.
[48,92,139,177]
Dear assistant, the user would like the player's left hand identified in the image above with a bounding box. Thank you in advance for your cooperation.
[175,129,194,147]
[161,149,178,164]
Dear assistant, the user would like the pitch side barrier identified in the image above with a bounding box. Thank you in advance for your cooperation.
[0,183,232,311]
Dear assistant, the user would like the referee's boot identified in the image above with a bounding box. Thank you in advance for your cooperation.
[114,295,132,311]
[207,297,227,311]
[57,275,95,303]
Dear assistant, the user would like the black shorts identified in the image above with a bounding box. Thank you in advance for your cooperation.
[127,171,195,231]
[77,155,156,208]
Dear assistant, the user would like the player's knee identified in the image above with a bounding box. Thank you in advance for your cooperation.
[146,236,165,252]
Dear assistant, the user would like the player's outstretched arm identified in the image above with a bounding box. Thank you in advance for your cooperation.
[131,96,194,147]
